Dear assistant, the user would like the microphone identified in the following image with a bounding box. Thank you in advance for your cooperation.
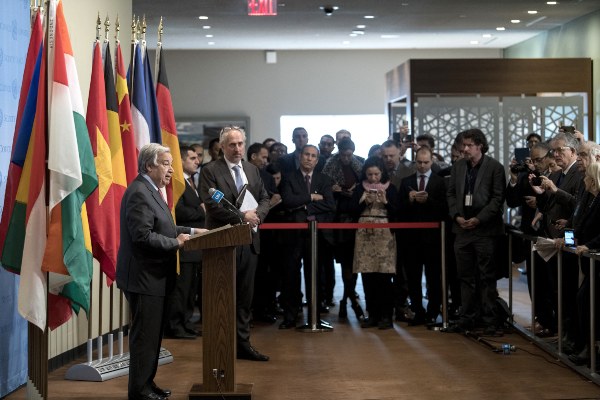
[208,188,242,223]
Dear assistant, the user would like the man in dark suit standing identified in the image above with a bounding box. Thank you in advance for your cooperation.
[398,146,448,325]
[116,143,203,400]
[447,129,506,333]
[277,127,309,177]
[165,145,205,339]
[199,126,271,362]
[278,144,336,329]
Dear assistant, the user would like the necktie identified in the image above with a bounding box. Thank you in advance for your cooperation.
[233,165,244,192]
[158,188,167,204]
[305,174,311,194]
[418,174,425,191]
[557,172,565,187]
[188,173,196,191]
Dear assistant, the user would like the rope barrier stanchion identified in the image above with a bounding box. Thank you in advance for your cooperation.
[440,221,448,330]
[298,220,333,333]
[508,234,513,322]
[557,249,564,355]
[590,256,596,374]
[530,240,536,336]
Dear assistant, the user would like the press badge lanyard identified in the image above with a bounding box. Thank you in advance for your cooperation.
[465,166,477,207]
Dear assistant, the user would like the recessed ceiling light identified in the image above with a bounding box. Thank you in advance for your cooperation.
[364,15,375,19]
[528,10,538,14]
[203,25,211,29]
[470,41,479,45]
[208,42,215,45]
[496,26,506,31]
[205,34,213,38]
[351,30,365,35]
[381,34,400,39]
[342,40,350,45]
[547,1,557,4]
[482,34,492,38]
[349,33,357,37]
[198,16,208,20]
[511,19,521,23]
[356,24,366,29]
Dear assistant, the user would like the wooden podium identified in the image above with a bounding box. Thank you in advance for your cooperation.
[184,224,253,399]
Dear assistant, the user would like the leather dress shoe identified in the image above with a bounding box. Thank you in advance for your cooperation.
[568,346,590,366]
[165,330,196,340]
[129,392,166,400]
[151,383,171,397]
[254,313,277,324]
[237,345,269,361]
[185,327,201,336]
[279,320,296,329]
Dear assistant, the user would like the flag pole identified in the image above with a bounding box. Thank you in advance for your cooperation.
[127,15,137,101]
[154,17,163,88]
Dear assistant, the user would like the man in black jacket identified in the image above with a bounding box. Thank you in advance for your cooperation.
[278,144,336,328]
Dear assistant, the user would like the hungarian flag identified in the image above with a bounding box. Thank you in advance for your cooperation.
[43,0,98,328]
[156,46,184,218]
[0,12,48,330]
[115,42,138,184]
[84,41,121,285]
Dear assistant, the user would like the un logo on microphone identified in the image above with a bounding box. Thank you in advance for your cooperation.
[211,190,224,203]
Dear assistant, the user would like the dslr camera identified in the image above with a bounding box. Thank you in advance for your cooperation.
[510,162,529,174]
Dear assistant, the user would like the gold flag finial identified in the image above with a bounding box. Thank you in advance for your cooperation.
[115,14,120,42]
[142,14,147,41]
[158,16,164,44]
[104,14,110,42]
[96,12,102,41]
[135,16,141,41]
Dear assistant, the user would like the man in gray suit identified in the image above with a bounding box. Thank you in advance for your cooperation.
[447,129,506,333]
[200,126,271,361]
[116,144,204,400]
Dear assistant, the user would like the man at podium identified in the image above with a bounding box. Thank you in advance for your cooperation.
[200,126,271,362]
[116,143,206,400]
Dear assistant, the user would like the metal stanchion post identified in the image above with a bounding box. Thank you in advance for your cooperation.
[440,221,448,330]
[298,220,332,333]
[558,249,564,354]
[530,241,536,336]
[590,256,596,373]
[508,234,513,322]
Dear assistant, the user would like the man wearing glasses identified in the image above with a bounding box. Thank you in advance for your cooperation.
[532,133,583,354]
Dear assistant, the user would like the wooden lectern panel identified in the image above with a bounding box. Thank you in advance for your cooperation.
[184,224,252,251]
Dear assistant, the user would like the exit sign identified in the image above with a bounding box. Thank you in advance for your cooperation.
[248,0,277,16]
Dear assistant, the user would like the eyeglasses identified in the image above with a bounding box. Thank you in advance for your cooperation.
[532,154,548,163]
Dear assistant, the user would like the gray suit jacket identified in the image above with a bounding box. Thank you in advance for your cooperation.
[199,158,270,253]
[447,155,506,236]
[116,175,192,296]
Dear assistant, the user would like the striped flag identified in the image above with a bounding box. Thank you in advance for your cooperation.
[115,42,138,184]
[0,12,48,330]
[156,46,184,217]
[84,41,120,285]
[0,11,44,269]
[43,0,98,327]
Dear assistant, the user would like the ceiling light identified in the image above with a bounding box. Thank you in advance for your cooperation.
[342,40,350,45]
[205,34,213,38]
[356,24,366,29]
[511,19,520,23]
[496,27,505,31]
[528,10,538,14]
[208,42,215,45]
[547,1,557,4]
[349,33,357,37]
[351,30,365,35]
[364,15,375,19]
[198,16,208,20]
[482,34,492,38]
[470,40,479,45]
[203,25,211,29]
[381,34,399,39]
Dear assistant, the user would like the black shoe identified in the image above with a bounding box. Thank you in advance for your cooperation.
[338,300,348,319]
[350,300,365,321]
[568,346,590,365]
[184,327,201,336]
[151,383,171,397]
[408,314,426,326]
[378,318,393,330]
[254,313,277,324]
[279,320,296,329]
[319,304,330,314]
[165,330,196,340]
[129,392,166,400]
[237,345,269,361]
[360,317,378,329]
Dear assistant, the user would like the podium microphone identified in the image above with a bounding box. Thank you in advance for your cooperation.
[208,188,243,224]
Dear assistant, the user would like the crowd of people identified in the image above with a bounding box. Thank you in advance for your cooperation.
[166,125,600,361]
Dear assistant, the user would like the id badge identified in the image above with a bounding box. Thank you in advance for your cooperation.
[465,194,473,207]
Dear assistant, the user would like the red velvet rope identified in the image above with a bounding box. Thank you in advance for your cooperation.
[260,222,440,230]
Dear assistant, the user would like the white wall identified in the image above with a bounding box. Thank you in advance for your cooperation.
[505,9,600,139]
[159,48,502,144]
